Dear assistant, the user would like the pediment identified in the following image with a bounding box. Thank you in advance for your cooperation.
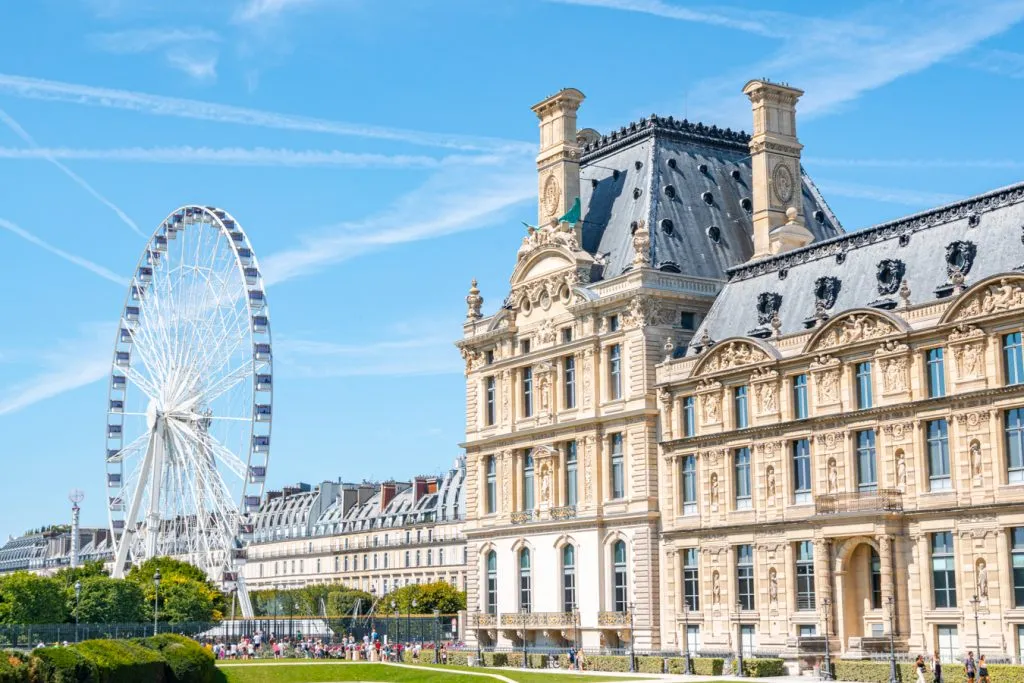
[692,338,780,376]
[803,309,907,354]
[940,273,1024,323]
[510,246,576,287]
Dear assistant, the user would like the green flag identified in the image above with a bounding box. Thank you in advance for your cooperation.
[558,197,581,225]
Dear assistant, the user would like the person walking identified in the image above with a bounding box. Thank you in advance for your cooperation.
[965,651,977,683]
[978,655,989,683]
[915,654,927,683]
[933,652,942,683]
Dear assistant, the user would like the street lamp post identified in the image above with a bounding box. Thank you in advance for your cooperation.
[153,570,161,636]
[433,609,441,664]
[520,609,529,669]
[734,600,745,678]
[628,602,636,673]
[821,598,832,681]
[411,598,418,643]
[391,600,399,647]
[74,580,82,643]
[970,595,982,659]
[682,598,692,675]
[886,595,898,683]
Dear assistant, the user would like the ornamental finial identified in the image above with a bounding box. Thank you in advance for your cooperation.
[466,279,483,321]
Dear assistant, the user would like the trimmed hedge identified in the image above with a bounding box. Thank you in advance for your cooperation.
[741,658,786,677]
[637,656,665,674]
[693,657,726,675]
[137,634,215,683]
[70,640,166,683]
[28,648,93,683]
[0,651,30,683]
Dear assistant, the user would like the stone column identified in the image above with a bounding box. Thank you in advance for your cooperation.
[878,535,895,633]
[669,455,681,519]
[814,539,833,637]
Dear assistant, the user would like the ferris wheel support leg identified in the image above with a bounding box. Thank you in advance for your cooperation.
[144,428,167,560]
[112,431,158,578]
[236,574,254,619]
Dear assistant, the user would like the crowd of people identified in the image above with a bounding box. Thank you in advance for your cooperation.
[196,629,461,663]
[913,651,989,683]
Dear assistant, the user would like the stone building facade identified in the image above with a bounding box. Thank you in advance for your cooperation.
[459,84,839,652]
[241,460,467,599]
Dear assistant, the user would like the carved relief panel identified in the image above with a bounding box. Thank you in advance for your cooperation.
[948,324,988,391]
[696,379,723,429]
[875,339,911,400]
[750,367,780,420]
[810,355,842,411]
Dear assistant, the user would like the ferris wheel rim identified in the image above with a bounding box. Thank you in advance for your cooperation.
[104,204,272,577]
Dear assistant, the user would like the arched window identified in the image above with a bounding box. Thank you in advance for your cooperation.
[562,545,577,612]
[486,457,497,514]
[519,548,532,612]
[523,452,535,510]
[486,551,497,615]
[612,541,628,613]
[439,548,445,565]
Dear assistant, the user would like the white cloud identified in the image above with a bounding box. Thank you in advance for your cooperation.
[962,48,1024,79]
[235,0,321,23]
[165,50,219,82]
[0,108,143,236]
[0,323,111,417]
[88,28,222,54]
[814,180,960,207]
[0,218,128,286]
[276,335,461,378]
[0,72,530,153]
[261,161,536,285]
[545,0,776,36]
[0,145,503,169]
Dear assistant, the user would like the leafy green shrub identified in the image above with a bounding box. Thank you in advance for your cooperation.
[692,657,725,675]
[0,650,29,683]
[989,664,1024,683]
[29,646,93,683]
[742,658,786,676]
[638,656,665,673]
[139,634,215,683]
[580,655,629,672]
[835,660,917,682]
[72,639,166,683]
[444,651,469,666]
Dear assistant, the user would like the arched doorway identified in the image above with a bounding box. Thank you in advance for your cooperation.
[834,538,882,651]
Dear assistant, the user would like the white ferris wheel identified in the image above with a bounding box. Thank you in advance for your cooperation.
[105,205,271,617]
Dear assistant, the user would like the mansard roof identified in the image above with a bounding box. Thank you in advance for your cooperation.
[690,181,1024,344]
[578,114,843,282]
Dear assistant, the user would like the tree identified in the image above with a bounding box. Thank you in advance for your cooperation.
[53,560,107,590]
[326,589,373,618]
[0,572,68,624]
[126,557,224,623]
[380,582,466,614]
[71,576,147,623]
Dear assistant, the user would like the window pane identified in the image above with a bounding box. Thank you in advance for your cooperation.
[523,367,533,417]
[793,439,812,503]
[1005,333,1024,385]
[927,419,951,490]
[683,396,696,437]
[609,344,622,400]
[735,386,748,428]
[793,375,808,420]
[1007,408,1024,481]
[611,433,625,499]
[856,362,873,409]
[857,430,877,491]
[564,356,576,409]
[735,447,751,508]
[927,349,946,398]
[523,452,535,510]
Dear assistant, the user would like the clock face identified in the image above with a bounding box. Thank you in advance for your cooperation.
[772,162,795,205]
[542,174,561,216]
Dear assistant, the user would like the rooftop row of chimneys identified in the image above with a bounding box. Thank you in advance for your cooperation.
[262,477,440,516]
[530,79,814,260]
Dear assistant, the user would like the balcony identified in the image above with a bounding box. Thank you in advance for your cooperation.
[815,489,903,515]
[510,511,534,525]
[549,505,577,520]
[597,611,631,627]
[498,612,576,628]
[470,613,496,628]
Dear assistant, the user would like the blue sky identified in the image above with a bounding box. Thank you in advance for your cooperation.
[1,0,1024,540]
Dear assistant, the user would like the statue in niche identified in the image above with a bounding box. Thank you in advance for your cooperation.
[970,440,983,485]
[884,357,907,393]
[712,571,721,606]
[758,382,777,414]
[710,473,720,509]
[768,568,779,605]
[766,466,776,505]
[703,393,721,424]
[817,370,839,404]
[827,458,838,493]
[958,343,983,379]
[977,558,989,598]
[896,451,907,490]
[540,465,551,505]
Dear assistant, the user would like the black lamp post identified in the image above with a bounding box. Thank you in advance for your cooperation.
[391,600,399,647]
[74,580,82,643]
[433,609,440,664]
[411,598,418,643]
[520,609,529,669]
[821,597,832,681]
[970,595,982,659]
[886,595,898,683]
[628,602,636,673]
[153,569,161,636]
[734,600,745,678]
[682,598,692,675]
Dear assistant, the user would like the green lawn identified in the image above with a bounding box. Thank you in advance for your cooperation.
[216,661,650,683]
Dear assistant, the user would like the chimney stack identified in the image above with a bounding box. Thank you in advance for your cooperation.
[531,88,585,228]
[743,79,814,258]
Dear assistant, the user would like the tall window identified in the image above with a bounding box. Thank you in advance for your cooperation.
[564,356,576,409]
[683,548,699,611]
[486,551,497,615]
[856,362,873,409]
[737,544,754,610]
[562,545,577,612]
[734,386,749,428]
[734,447,752,509]
[485,456,497,514]
[793,439,812,504]
[1007,408,1024,483]
[1005,332,1024,385]
[683,396,696,437]
[681,455,697,515]
[1012,528,1024,607]
[565,441,578,507]
[438,548,444,565]
[795,541,815,610]
[519,549,532,612]
[927,348,946,398]
[523,451,535,510]
[792,374,809,419]
[426,549,432,566]
[485,377,496,425]
[870,548,882,609]
[932,532,957,608]
[610,433,625,499]
[612,541,628,613]
[856,430,877,492]
[609,344,622,400]
[522,367,533,417]
[927,419,951,490]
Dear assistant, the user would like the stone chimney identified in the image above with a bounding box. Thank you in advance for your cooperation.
[743,79,814,258]
[531,88,585,227]
[380,482,397,513]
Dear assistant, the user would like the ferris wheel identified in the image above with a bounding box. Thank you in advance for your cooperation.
[105,205,271,617]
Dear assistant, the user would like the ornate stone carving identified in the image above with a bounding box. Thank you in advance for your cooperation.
[977,558,989,598]
[953,277,1024,321]
[810,355,841,405]
[827,458,838,493]
[876,259,905,295]
[582,348,594,409]
[632,220,651,267]
[954,342,985,380]
[583,437,594,503]
[697,340,769,374]
[466,279,483,320]
[772,162,795,204]
[766,466,777,505]
[768,567,779,605]
[946,240,977,278]
[701,393,721,425]
[542,173,561,217]
[815,276,841,311]
[712,570,722,606]
[709,473,720,510]
[540,462,552,505]
[970,439,983,486]
[624,295,665,330]
[757,292,783,325]
[537,318,556,345]
[755,380,778,414]
[813,313,897,350]
[896,450,907,490]
[501,451,511,513]
[460,347,480,375]
[880,355,908,394]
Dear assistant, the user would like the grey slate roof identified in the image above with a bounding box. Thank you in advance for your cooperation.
[579,115,843,281]
[691,181,1024,344]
